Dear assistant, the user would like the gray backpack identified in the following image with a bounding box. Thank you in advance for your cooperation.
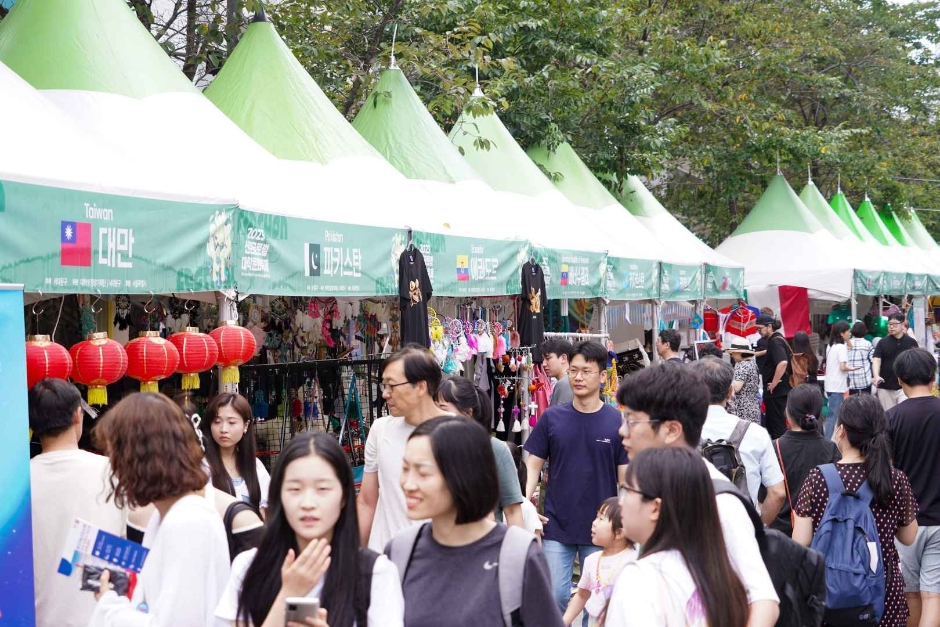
[701,419,751,497]
[388,523,535,626]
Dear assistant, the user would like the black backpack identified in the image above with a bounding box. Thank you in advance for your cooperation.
[702,419,751,496]
[713,479,827,627]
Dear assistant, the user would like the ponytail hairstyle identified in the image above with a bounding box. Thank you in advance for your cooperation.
[830,321,850,346]
[786,384,823,432]
[437,376,493,431]
[836,394,895,508]
[771,318,782,332]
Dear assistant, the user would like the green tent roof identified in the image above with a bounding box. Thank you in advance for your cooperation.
[526,142,617,210]
[204,15,379,164]
[0,0,196,97]
[799,181,854,240]
[880,205,919,248]
[449,89,557,196]
[352,67,481,183]
[857,197,899,247]
[829,191,875,243]
[898,210,940,251]
[729,174,822,237]
[618,175,670,219]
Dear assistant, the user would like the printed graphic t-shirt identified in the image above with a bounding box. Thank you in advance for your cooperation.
[398,248,432,347]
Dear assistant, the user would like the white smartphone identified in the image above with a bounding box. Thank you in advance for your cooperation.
[285,597,320,624]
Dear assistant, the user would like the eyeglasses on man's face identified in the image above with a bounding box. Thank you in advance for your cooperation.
[380,381,412,393]
[620,416,661,433]
[569,368,600,379]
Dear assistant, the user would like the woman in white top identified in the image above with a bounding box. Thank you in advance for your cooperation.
[203,393,271,513]
[824,321,860,440]
[606,447,748,626]
[215,432,404,627]
[88,392,230,626]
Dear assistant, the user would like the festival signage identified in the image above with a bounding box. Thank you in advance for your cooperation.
[853,270,884,296]
[907,273,930,296]
[883,271,908,295]
[660,263,703,302]
[705,265,745,300]
[0,179,237,293]
[604,257,659,301]
[234,210,404,296]
[532,247,606,299]
[411,231,526,297]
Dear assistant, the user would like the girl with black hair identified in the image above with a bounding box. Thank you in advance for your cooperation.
[390,416,562,627]
[792,331,820,384]
[794,394,919,626]
[823,321,860,440]
[203,393,271,514]
[606,446,749,626]
[769,384,841,537]
[435,376,525,528]
[214,433,404,627]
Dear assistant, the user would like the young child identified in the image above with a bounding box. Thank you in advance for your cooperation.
[562,497,637,627]
[507,442,544,543]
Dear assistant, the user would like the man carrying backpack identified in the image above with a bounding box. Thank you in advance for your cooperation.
[693,358,787,522]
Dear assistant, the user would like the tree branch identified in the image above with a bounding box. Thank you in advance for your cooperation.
[341,0,405,117]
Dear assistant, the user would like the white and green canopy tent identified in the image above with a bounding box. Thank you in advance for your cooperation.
[880,205,940,276]
[716,174,867,300]
[892,208,940,271]
[449,89,666,300]
[855,195,934,294]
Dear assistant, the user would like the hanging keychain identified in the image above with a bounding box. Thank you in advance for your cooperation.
[512,403,522,433]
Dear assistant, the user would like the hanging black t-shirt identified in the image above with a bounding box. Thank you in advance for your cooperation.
[398,248,432,347]
[518,261,546,361]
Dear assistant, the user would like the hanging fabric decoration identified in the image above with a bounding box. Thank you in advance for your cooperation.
[210,321,258,384]
[70,333,128,405]
[518,260,547,362]
[126,331,180,392]
[511,405,522,432]
[25,335,73,389]
[168,327,219,390]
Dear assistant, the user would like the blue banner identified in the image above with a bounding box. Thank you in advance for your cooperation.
[0,284,35,623]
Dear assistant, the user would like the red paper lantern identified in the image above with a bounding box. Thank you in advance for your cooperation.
[168,327,219,391]
[70,332,128,405]
[209,321,257,384]
[126,331,180,393]
[25,335,73,389]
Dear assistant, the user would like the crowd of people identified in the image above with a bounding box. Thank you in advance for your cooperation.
[25,313,940,627]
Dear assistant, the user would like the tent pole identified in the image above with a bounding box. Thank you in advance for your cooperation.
[651,299,661,365]
[218,291,239,393]
[850,284,858,324]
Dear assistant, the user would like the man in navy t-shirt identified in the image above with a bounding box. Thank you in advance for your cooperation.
[524,341,628,624]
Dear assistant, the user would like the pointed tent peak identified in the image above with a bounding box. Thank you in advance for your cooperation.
[856,197,898,247]
[449,97,557,196]
[352,67,482,184]
[0,0,198,97]
[252,0,269,22]
[204,17,381,165]
[798,181,854,240]
[620,174,670,219]
[898,209,940,252]
[879,206,917,247]
[526,142,620,210]
[829,191,874,243]
[729,174,823,238]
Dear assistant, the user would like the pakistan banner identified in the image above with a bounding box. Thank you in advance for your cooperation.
[604,257,659,301]
[234,210,404,296]
[705,265,745,300]
[0,179,237,293]
[660,263,703,302]
[412,231,527,297]
[532,247,607,300]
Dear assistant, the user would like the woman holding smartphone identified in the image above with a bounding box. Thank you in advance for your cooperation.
[215,433,404,627]
[203,393,271,514]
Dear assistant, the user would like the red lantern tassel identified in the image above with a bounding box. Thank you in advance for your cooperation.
[221,365,240,384]
[140,381,159,393]
[182,372,201,390]
[88,385,108,406]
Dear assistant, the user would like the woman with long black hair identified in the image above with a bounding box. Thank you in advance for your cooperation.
[794,394,919,626]
[607,446,749,626]
[203,393,270,514]
[214,433,404,627]
[823,321,860,439]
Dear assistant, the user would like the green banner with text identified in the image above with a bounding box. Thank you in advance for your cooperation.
[412,231,527,297]
[853,270,884,296]
[0,179,236,293]
[705,265,745,300]
[532,247,606,299]
[660,263,703,301]
[604,257,659,301]
[233,210,404,296]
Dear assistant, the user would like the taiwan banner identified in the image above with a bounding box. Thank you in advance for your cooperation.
[604,257,659,301]
[660,263,704,302]
[705,265,745,300]
[532,247,607,300]
[234,210,404,296]
[0,179,238,293]
[411,231,526,297]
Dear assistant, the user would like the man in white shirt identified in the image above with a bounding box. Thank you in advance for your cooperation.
[693,357,787,523]
[28,378,126,627]
[617,362,780,627]
[357,345,444,551]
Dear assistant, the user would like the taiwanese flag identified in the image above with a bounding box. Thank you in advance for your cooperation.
[560,264,569,286]
[456,255,470,282]
[61,221,92,267]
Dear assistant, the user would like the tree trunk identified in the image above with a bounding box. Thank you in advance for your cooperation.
[341,0,405,117]
[226,0,239,57]
[181,0,198,80]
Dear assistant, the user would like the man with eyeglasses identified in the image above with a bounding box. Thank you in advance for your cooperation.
[357,344,443,551]
[617,363,781,627]
[873,312,919,410]
[524,341,627,626]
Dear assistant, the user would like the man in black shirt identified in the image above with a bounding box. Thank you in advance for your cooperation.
[889,347,940,626]
[873,312,918,410]
[756,314,791,439]
[657,329,683,363]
